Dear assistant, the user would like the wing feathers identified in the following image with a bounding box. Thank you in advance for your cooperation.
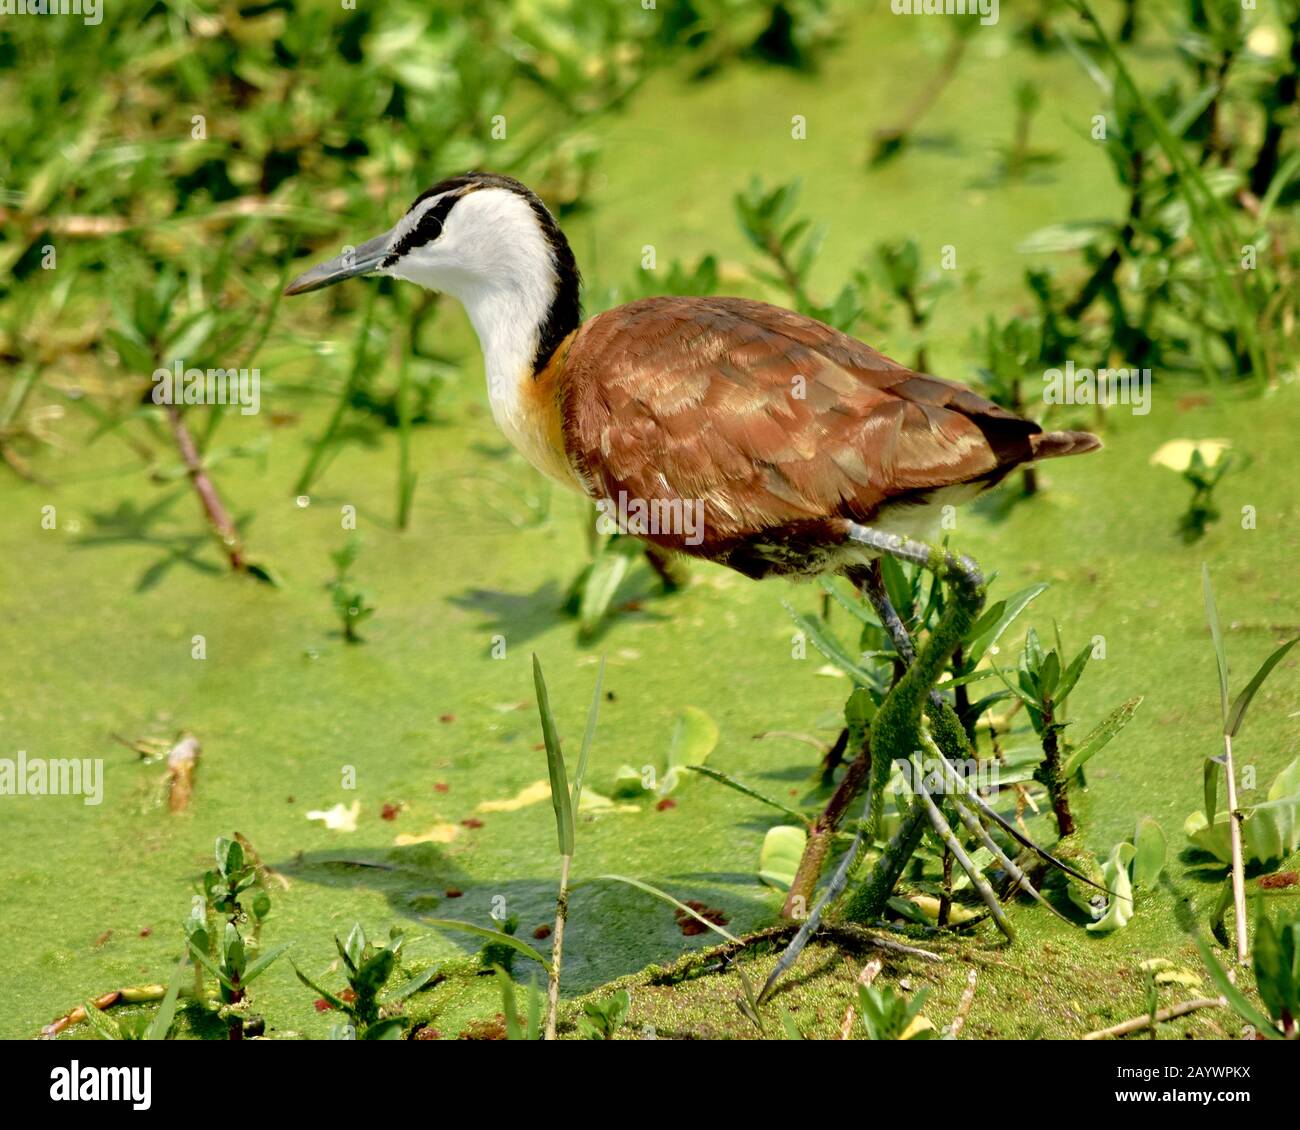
[553,297,1092,556]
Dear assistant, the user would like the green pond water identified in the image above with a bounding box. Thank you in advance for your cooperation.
[2,11,1297,1038]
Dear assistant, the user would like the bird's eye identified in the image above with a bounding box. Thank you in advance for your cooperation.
[388,193,462,260]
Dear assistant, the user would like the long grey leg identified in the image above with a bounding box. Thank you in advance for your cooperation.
[856,559,917,665]
[848,522,1111,895]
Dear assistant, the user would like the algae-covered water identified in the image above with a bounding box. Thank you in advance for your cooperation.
[2,11,1297,1039]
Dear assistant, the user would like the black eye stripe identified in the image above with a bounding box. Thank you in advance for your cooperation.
[382,192,464,265]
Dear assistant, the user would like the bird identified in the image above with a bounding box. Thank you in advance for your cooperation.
[285,172,1107,952]
[284,170,1099,608]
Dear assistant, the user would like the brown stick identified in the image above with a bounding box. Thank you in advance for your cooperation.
[1082,997,1226,1040]
[1039,706,1076,838]
[947,966,979,1039]
[1222,733,1250,964]
[42,983,188,1039]
[545,854,571,1040]
[781,748,871,919]
[164,405,246,571]
[839,957,884,1039]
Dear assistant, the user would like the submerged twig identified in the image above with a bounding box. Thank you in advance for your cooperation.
[166,734,201,812]
[946,966,979,1039]
[164,405,245,571]
[839,957,883,1039]
[1082,996,1226,1040]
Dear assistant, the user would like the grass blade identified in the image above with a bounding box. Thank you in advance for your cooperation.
[686,765,811,824]
[1226,637,1299,738]
[494,965,524,1040]
[592,874,740,943]
[1202,564,1230,724]
[532,653,574,856]
[420,919,551,972]
[145,957,190,1041]
[1194,933,1281,1039]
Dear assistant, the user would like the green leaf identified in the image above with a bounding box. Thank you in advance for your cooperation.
[660,706,719,794]
[532,654,574,857]
[817,575,880,629]
[381,965,439,1006]
[81,999,123,1041]
[341,923,365,973]
[360,1017,407,1040]
[591,874,740,942]
[1087,842,1136,933]
[758,825,807,890]
[784,603,876,685]
[1015,220,1115,254]
[187,939,234,991]
[354,948,396,997]
[964,583,1049,666]
[217,835,243,879]
[612,763,647,798]
[291,962,350,1013]
[1252,898,1299,1028]
[578,536,641,636]
[1062,696,1142,778]
[240,943,290,987]
[421,919,551,971]
[1131,817,1167,890]
[1038,650,1060,697]
[1204,754,1221,825]
[1226,637,1299,737]
[1243,795,1300,867]
[1056,642,1092,704]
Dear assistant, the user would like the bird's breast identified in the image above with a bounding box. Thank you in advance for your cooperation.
[490,352,585,493]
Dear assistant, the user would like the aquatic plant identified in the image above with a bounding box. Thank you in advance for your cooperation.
[327,534,376,643]
[186,836,288,1040]
[292,923,438,1040]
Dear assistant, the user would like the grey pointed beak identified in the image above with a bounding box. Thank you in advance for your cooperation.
[283,230,395,296]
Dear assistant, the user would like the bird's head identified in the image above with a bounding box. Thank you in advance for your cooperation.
[284,171,581,372]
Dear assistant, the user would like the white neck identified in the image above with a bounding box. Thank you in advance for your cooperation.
[458,277,551,426]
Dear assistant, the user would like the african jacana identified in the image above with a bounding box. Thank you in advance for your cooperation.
[284,171,1099,611]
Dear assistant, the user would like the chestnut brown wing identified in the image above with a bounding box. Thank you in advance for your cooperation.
[555,296,1038,551]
